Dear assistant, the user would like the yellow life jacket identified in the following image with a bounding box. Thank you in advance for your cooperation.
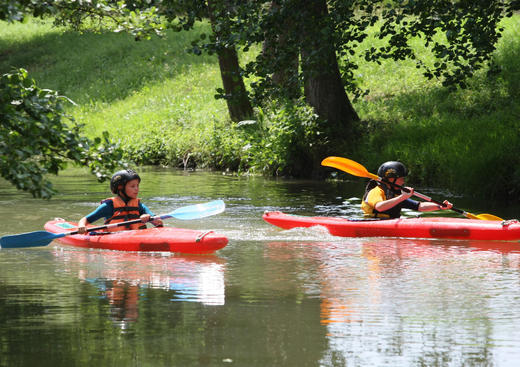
[361,180,400,219]
[103,196,147,232]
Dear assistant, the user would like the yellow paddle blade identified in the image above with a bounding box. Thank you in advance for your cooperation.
[321,156,379,180]
[475,213,503,221]
[464,211,503,221]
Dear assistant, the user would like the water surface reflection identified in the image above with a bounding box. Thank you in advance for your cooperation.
[52,248,226,325]
[263,239,520,366]
[2,168,520,366]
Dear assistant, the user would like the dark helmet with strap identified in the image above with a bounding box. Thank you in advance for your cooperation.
[377,161,408,179]
[110,169,141,195]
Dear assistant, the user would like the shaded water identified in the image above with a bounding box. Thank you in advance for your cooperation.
[1,167,519,366]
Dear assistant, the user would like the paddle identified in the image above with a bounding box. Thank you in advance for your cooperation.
[321,156,503,221]
[0,200,226,249]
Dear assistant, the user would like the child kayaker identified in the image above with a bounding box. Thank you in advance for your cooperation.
[361,161,453,218]
[77,169,163,234]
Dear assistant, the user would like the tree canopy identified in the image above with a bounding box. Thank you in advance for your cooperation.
[5,0,519,120]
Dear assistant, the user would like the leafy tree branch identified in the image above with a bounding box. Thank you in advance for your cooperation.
[0,69,126,198]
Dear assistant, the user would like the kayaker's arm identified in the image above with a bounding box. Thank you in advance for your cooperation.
[77,217,89,234]
[374,187,414,212]
[77,203,112,234]
[140,213,163,227]
[140,203,164,227]
[418,200,453,212]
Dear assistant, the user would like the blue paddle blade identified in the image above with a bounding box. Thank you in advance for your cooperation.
[165,200,226,220]
[0,231,65,249]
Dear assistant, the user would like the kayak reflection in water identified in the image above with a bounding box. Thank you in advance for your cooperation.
[361,161,453,219]
[105,280,140,325]
[77,169,163,234]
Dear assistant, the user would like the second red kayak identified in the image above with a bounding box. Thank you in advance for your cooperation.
[263,211,520,241]
[44,219,228,253]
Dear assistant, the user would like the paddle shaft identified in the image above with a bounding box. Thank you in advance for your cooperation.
[46,200,225,237]
[72,215,166,235]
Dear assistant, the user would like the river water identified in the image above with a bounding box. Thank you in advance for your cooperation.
[1,167,519,367]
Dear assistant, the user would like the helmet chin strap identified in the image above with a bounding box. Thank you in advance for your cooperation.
[117,187,130,203]
[383,177,400,193]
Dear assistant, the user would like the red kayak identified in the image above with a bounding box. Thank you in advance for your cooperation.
[44,219,228,253]
[263,211,520,241]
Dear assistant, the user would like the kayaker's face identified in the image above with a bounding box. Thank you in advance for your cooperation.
[385,176,405,190]
[395,177,405,186]
[124,179,140,199]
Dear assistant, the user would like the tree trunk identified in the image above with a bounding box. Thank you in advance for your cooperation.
[299,0,359,135]
[261,1,300,99]
[216,46,254,122]
[207,0,253,122]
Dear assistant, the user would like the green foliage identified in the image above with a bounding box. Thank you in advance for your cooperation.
[0,68,126,198]
[0,0,171,40]
[363,0,519,90]
[0,0,53,22]
[117,117,246,171]
[199,119,245,171]
[236,99,334,177]
[0,17,226,172]
[117,99,337,176]
[194,0,520,104]
[35,0,517,109]
[2,13,520,200]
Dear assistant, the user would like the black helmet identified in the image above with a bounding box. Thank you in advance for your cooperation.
[377,161,408,179]
[110,169,141,194]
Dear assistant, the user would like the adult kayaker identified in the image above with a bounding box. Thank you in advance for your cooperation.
[77,169,163,233]
[361,161,453,218]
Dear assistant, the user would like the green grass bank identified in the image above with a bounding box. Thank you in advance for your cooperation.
[1,16,519,200]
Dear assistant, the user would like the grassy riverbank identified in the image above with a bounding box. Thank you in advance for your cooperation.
[1,16,519,200]
[353,16,520,200]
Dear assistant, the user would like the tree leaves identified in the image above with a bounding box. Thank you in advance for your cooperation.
[362,0,519,90]
[0,69,126,198]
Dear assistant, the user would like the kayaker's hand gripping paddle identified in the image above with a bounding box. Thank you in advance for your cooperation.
[321,156,502,221]
[0,200,226,249]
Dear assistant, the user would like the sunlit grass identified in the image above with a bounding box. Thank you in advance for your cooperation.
[350,15,520,199]
[0,17,228,165]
